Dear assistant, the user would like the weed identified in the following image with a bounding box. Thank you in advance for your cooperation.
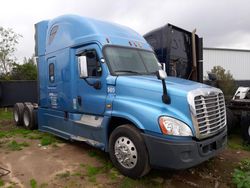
[108,168,120,180]
[242,143,250,151]
[232,169,250,188]
[12,129,33,136]
[119,177,137,188]
[0,108,12,120]
[0,179,4,187]
[71,172,82,177]
[88,150,98,157]
[40,183,48,188]
[88,149,113,172]
[102,161,113,171]
[232,159,250,188]
[228,134,250,151]
[40,134,58,146]
[0,126,60,147]
[88,149,109,162]
[0,132,7,139]
[88,176,96,183]
[79,163,86,168]
[238,159,250,171]
[27,132,43,140]
[0,128,33,139]
[7,140,29,151]
[87,166,101,177]
[86,165,102,183]
[118,172,164,188]
[56,171,71,179]
[30,179,37,188]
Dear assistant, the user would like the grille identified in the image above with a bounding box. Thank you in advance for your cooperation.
[194,92,226,137]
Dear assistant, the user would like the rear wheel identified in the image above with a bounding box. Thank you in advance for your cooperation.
[13,103,24,126]
[23,104,37,130]
[241,115,250,143]
[109,124,150,178]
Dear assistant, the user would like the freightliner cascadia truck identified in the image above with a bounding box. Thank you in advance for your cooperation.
[144,24,250,143]
[13,15,227,178]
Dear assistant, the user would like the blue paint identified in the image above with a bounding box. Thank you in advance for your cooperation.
[35,15,224,163]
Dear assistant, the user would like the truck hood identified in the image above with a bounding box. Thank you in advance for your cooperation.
[113,75,214,133]
[115,75,212,97]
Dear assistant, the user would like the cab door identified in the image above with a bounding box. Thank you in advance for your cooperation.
[76,44,107,115]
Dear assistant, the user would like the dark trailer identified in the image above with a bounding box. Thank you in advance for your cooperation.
[0,81,38,107]
[144,24,203,83]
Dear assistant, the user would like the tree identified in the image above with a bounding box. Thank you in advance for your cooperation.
[0,27,21,76]
[210,66,236,99]
[11,55,37,80]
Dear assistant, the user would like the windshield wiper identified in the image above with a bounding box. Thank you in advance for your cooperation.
[114,70,142,75]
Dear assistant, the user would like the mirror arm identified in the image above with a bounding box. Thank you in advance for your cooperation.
[156,70,170,104]
[162,79,170,104]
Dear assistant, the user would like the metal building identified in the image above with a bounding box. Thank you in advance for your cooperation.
[203,47,250,85]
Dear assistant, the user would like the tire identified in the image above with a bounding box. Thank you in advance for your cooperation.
[109,124,150,178]
[240,115,250,143]
[24,102,32,106]
[23,104,37,130]
[13,103,25,126]
[226,108,238,133]
[246,91,250,99]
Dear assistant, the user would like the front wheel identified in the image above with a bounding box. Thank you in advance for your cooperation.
[241,115,250,143]
[109,124,150,178]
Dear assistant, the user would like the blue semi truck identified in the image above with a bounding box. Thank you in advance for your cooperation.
[13,15,227,178]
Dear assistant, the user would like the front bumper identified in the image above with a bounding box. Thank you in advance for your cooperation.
[142,129,227,169]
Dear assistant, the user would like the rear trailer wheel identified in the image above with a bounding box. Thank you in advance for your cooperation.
[13,103,24,126]
[23,104,37,130]
[241,115,250,143]
[109,124,150,178]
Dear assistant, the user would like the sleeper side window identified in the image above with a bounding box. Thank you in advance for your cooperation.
[49,63,55,82]
[86,51,102,77]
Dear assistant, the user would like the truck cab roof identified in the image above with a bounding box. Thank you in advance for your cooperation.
[35,14,152,56]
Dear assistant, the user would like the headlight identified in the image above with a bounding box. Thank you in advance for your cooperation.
[159,116,193,136]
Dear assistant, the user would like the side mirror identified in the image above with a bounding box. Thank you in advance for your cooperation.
[156,70,167,80]
[78,56,88,78]
[158,63,163,70]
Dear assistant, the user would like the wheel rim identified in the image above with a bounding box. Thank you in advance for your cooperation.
[14,110,19,122]
[114,136,137,169]
[23,111,29,127]
[248,125,250,137]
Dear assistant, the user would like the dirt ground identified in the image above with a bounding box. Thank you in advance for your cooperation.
[0,119,250,188]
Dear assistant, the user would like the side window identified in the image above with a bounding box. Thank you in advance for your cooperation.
[49,63,55,82]
[86,51,102,77]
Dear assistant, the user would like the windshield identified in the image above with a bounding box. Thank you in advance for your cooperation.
[103,46,160,75]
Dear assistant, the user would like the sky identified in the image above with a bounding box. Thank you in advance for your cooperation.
[1,0,250,63]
